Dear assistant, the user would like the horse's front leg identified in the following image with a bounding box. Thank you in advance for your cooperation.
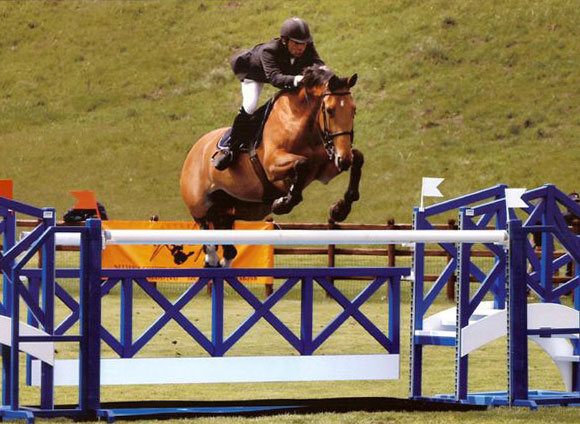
[268,154,309,215]
[329,149,364,222]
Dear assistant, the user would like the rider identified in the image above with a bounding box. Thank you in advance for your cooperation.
[212,17,325,170]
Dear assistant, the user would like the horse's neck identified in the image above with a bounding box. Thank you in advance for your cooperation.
[271,90,322,146]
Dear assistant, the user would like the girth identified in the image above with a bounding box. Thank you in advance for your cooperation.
[248,144,285,203]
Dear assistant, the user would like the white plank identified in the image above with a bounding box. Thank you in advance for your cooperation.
[31,354,399,386]
[0,315,54,365]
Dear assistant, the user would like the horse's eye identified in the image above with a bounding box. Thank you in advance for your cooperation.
[327,108,335,117]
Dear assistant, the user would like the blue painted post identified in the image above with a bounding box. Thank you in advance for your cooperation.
[301,276,313,355]
[541,186,555,302]
[410,207,424,398]
[508,219,528,405]
[2,206,16,406]
[40,208,56,409]
[494,204,507,309]
[576,262,580,312]
[455,239,471,401]
[9,250,20,410]
[79,219,103,414]
[388,276,400,355]
[120,278,133,357]
[212,276,224,356]
[6,210,20,410]
[575,257,580,391]
[574,262,580,311]
[25,276,40,386]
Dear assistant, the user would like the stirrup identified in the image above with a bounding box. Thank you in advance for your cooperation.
[212,149,234,171]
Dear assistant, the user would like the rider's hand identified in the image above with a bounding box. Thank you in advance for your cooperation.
[293,75,304,87]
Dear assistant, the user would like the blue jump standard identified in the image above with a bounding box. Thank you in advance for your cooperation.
[424,391,580,409]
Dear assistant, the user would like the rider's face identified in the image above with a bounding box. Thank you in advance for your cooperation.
[287,40,307,58]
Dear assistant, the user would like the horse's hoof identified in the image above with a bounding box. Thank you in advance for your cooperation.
[272,197,293,215]
[329,199,351,222]
[219,258,233,268]
[204,262,222,269]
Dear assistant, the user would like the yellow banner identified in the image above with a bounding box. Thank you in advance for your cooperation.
[101,220,274,285]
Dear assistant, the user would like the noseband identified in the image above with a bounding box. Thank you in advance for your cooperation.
[319,91,355,160]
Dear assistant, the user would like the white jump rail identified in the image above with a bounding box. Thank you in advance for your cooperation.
[36,229,509,246]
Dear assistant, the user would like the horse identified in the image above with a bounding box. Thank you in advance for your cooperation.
[180,65,363,267]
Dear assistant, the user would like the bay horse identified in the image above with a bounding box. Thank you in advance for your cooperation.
[180,65,363,267]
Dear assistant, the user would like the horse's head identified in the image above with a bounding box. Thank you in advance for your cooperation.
[302,66,358,172]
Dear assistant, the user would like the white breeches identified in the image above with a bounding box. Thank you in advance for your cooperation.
[241,79,264,115]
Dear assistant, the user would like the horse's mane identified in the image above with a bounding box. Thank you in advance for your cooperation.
[301,65,353,93]
[301,65,335,88]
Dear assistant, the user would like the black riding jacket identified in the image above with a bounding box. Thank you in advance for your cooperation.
[231,38,324,90]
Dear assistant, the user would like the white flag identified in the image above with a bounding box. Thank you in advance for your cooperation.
[505,188,527,208]
[422,177,444,197]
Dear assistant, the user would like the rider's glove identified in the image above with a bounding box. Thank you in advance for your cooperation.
[293,75,304,87]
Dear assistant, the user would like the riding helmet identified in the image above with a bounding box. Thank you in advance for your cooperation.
[280,17,312,43]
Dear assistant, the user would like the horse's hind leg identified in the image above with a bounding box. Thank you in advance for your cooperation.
[329,149,364,222]
[196,218,221,268]
[212,213,237,268]
[203,245,220,267]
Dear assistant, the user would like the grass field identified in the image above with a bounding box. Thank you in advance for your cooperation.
[2,0,580,224]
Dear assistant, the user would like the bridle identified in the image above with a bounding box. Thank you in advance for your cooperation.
[319,91,355,160]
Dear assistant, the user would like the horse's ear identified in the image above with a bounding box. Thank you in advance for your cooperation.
[328,75,341,91]
[348,73,358,88]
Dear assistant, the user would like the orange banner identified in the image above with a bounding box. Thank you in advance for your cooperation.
[102,220,274,285]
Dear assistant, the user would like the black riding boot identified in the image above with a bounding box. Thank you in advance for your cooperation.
[213,107,253,171]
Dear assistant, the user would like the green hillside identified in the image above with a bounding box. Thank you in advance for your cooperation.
[1,0,579,224]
